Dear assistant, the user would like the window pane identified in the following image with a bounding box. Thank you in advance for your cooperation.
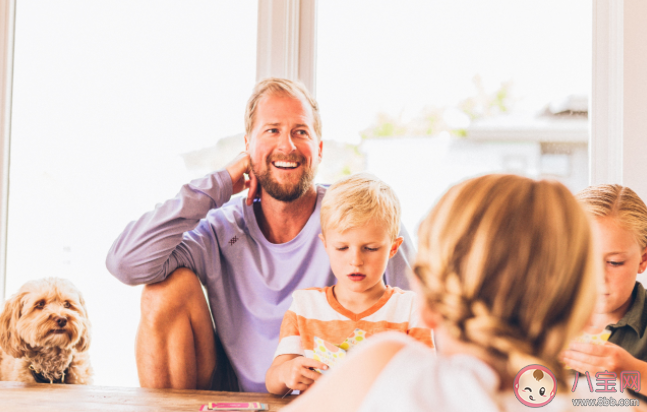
[6,1,257,387]
[317,0,591,238]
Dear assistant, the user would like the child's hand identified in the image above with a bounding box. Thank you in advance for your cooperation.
[561,341,637,375]
[278,357,328,392]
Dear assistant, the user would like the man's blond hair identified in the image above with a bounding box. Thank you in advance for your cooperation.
[320,173,401,240]
[414,174,596,387]
[244,77,322,139]
[576,184,647,249]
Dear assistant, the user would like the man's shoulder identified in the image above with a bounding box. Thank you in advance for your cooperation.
[204,195,248,227]
[316,183,329,197]
[314,183,328,206]
[217,192,247,212]
[192,196,253,249]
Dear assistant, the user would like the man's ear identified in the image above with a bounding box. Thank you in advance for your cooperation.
[389,236,404,259]
[639,246,647,274]
[244,134,250,152]
[317,139,323,162]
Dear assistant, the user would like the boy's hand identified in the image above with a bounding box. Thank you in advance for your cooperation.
[278,357,328,392]
[561,341,637,375]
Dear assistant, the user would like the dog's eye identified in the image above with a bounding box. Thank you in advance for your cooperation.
[35,300,45,309]
[63,301,71,309]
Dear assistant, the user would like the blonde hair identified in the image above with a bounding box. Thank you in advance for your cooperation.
[244,77,322,139]
[320,173,401,241]
[576,184,647,249]
[414,174,596,385]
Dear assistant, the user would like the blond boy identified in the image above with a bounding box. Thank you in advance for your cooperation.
[265,173,432,395]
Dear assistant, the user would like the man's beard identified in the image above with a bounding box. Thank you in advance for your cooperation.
[252,154,316,202]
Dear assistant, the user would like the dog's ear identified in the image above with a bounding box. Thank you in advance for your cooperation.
[74,293,91,353]
[0,291,29,358]
[74,318,91,352]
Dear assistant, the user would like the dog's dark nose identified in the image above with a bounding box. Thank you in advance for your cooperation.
[55,317,67,328]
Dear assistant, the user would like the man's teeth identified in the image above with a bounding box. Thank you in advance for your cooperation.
[274,161,298,168]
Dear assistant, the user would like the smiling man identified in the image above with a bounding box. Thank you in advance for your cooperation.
[106,78,413,393]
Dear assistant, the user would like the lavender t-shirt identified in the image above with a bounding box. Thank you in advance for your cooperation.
[106,169,413,392]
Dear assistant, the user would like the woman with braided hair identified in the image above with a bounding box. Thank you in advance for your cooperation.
[282,174,600,411]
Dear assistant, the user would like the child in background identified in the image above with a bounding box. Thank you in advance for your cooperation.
[265,173,432,396]
[563,184,647,394]
[280,174,599,412]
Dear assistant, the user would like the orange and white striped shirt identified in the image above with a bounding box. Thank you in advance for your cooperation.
[274,286,433,359]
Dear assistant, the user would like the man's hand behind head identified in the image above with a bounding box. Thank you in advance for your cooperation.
[225,152,259,206]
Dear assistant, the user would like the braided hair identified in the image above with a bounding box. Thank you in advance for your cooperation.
[414,174,597,386]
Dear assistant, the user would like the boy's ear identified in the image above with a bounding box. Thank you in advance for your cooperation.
[389,236,404,258]
[639,247,647,274]
[318,233,326,246]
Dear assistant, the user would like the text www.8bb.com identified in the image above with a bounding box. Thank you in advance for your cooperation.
[572,396,639,407]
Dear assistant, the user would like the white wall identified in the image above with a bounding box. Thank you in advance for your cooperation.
[623,0,647,200]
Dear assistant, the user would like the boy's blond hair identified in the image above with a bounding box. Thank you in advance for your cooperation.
[320,173,401,240]
[576,184,647,249]
[244,77,322,139]
[414,174,597,386]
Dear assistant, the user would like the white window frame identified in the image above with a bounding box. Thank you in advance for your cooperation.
[256,0,317,94]
[1,0,644,300]
[591,0,647,198]
[0,0,15,303]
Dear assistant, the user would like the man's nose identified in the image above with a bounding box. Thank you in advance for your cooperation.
[276,131,296,152]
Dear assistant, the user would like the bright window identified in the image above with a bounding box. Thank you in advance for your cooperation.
[317,0,591,238]
[6,1,257,386]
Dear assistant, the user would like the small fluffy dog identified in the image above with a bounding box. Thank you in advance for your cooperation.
[0,278,92,384]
